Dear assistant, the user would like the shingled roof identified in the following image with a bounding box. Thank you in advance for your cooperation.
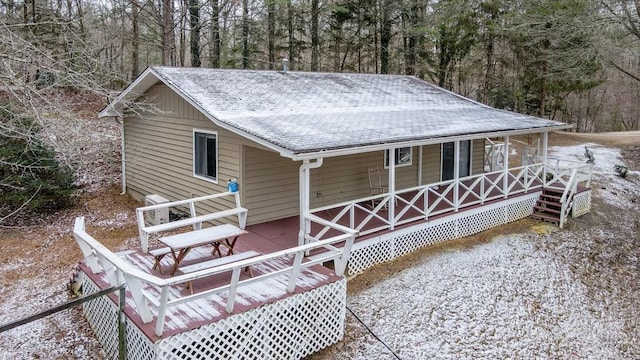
[99,66,571,159]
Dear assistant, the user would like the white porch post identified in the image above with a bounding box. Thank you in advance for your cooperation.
[389,147,396,230]
[542,132,549,187]
[454,140,460,211]
[298,158,323,247]
[418,145,423,185]
[503,135,510,197]
[542,132,548,163]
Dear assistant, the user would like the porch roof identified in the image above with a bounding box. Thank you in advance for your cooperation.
[99,66,571,159]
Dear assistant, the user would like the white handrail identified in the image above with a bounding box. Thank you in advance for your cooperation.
[311,163,545,236]
[73,216,356,337]
[559,168,579,229]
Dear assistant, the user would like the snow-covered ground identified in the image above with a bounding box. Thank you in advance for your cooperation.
[0,141,638,359]
[312,144,640,359]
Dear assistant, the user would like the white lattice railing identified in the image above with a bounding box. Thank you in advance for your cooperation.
[310,163,545,238]
[73,216,356,337]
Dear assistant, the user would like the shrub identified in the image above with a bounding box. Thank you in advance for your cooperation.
[0,104,76,217]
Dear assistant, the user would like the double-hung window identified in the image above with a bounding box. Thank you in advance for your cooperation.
[193,130,218,182]
[384,147,412,168]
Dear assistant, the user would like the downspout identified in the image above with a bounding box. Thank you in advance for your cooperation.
[298,158,324,247]
[115,116,126,195]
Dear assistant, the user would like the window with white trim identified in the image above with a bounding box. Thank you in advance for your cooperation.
[193,130,218,182]
[384,147,412,168]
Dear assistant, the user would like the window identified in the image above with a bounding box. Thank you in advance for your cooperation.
[441,140,472,181]
[193,130,218,182]
[384,147,412,168]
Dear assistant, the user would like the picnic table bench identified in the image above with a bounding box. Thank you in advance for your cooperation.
[152,224,248,275]
[179,250,261,293]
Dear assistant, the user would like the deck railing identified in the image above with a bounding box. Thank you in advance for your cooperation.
[544,159,593,229]
[73,216,356,337]
[544,158,593,190]
[310,163,546,238]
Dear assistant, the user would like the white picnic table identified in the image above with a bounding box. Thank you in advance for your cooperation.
[156,224,248,275]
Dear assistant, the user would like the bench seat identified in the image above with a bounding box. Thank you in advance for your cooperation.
[179,250,261,274]
[144,208,247,234]
[149,247,172,274]
[179,250,261,293]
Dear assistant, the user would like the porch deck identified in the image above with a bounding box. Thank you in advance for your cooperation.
[81,184,546,342]
[80,246,341,341]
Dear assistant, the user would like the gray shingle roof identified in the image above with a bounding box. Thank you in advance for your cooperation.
[103,66,570,157]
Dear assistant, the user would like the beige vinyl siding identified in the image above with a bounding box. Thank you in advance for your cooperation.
[124,84,244,214]
[310,148,420,208]
[242,147,423,224]
[420,144,442,184]
[472,139,485,175]
[243,146,300,224]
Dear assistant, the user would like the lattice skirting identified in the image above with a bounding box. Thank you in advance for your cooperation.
[347,194,539,276]
[572,190,592,218]
[82,274,346,359]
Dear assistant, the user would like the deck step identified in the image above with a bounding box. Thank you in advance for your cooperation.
[536,199,561,207]
[533,205,561,214]
[530,212,560,224]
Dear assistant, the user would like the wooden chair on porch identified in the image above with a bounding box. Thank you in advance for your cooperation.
[368,166,387,208]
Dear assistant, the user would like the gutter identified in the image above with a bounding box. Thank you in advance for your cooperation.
[289,124,574,161]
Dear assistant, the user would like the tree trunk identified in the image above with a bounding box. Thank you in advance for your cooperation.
[380,1,391,74]
[130,0,139,78]
[242,0,249,69]
[539,58,547,117]
[267,0,275,69]
[209,0,220,68]
[162,0,172,65]
[287,0,295,70]
[189,0,201,67]
[311,0,319,71]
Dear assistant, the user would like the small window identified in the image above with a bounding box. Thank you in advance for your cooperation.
[193,130,218,182]
[384,147,412,168]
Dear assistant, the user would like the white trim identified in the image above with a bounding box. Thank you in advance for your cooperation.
[193,128,219,184]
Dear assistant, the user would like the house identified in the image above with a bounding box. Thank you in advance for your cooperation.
[86,66,593,359]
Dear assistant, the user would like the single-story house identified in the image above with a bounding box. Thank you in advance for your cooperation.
[82,66,593,359]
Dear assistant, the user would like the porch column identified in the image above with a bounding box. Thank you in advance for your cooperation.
[503,135,510,197]
[418,145,423,185]
[542,132,549,187]
[542,132,548,163]
[298,158,323,246]
[388,147,396,230]
[454,140,460,211]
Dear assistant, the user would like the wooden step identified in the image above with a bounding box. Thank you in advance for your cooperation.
[543,188,564,196]
[536,199,561,207]
[540,193,562,201]
[534,205,561,214]
[530,212,560,224]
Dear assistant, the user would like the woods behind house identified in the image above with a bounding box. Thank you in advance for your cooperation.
[0,0,639,221]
